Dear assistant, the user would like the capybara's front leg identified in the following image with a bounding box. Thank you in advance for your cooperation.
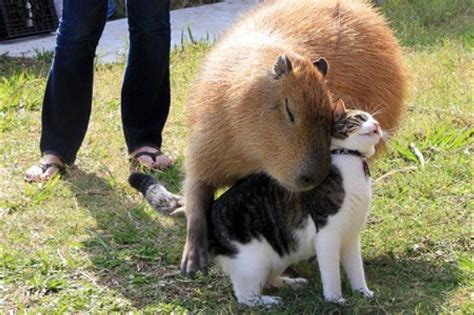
[181,180,214,277]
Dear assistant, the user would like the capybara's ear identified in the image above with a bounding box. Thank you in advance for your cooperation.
[313,57,329,77]
[273,55,293,79]
[333,99,346,121]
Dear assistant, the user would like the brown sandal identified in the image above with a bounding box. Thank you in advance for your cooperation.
[129,149,172,171]
[25,162,66,182]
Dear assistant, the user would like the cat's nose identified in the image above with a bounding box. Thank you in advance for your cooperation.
[375,123,382,135]
[370,122,382,135]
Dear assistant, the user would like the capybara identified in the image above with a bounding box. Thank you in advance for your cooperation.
[181,0,407,276]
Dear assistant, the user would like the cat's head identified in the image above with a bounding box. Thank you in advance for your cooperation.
[331,100,383,158]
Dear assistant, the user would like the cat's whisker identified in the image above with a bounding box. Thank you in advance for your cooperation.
[381,129,393,138]
[370,105,385,118]
[286,187,295,203]
[381,128,397,141]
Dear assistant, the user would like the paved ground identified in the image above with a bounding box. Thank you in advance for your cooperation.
[0,0,256,63]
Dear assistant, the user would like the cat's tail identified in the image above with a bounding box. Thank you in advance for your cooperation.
[128,172,185,217]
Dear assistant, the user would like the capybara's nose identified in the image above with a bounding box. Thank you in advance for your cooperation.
[296,158,330,191]
[297,174,318,190]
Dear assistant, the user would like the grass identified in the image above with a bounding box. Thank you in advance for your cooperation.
[1,1,473,313]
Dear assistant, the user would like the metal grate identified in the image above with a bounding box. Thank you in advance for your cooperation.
[0,0,58,40]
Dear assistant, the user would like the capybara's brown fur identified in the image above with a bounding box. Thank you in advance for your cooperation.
[181,0,407,275]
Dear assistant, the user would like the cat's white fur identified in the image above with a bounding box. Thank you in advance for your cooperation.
[215,113,382,307]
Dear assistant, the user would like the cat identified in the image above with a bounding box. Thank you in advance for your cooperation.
[129,100,382,307]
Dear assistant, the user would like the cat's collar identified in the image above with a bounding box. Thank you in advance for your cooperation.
[330,148,365,158]
[330,149,371,177]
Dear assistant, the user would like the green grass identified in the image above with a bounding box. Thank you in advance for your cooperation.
[381,0,473,47]
[1,1,473,313]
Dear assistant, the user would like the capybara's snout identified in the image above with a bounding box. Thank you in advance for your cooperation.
[295,152,331,191]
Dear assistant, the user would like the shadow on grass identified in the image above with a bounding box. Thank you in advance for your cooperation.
[363,254,461,312]
[64,167,206,309]
[286,254,463,313]
[258,256,458,314]
[0,54,51,78]
[62,168,464,311]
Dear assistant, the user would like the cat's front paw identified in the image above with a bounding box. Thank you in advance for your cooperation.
[284,277,309,289]
[259,295,282,307]
[270,276,309,289]
[240,295,282,307]
[324,294,347,305]
[356,287,375,299]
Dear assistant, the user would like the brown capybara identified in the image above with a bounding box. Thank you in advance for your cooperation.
[181,0,407,276]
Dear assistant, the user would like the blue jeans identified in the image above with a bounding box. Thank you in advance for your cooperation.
[40,0,170,164]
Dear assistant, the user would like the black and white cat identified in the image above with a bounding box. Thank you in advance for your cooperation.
[129,100,383,307]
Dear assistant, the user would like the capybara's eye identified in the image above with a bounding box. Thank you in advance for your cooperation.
[285,98,295,124]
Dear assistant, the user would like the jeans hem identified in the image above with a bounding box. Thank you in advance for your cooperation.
[41,150,71,165]
[128,143,163,155]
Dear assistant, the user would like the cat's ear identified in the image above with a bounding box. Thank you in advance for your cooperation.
[273,55,293,79]
[333,99,346,121]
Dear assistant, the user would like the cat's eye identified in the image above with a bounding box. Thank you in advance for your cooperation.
[285,98,295,124]
[355,114,367,121]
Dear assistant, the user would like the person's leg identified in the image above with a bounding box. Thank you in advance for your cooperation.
[27,0,108,181]
[41,0,108,164]
[122,0,172,170]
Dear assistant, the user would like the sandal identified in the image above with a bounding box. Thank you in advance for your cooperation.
[25,161,66,182]
[129,148,173,172]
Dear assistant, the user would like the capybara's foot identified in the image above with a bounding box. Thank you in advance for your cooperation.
[181,239,208,277]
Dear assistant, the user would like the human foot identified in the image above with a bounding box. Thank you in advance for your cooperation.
[25,154,65,182]
[129,146,173,171]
